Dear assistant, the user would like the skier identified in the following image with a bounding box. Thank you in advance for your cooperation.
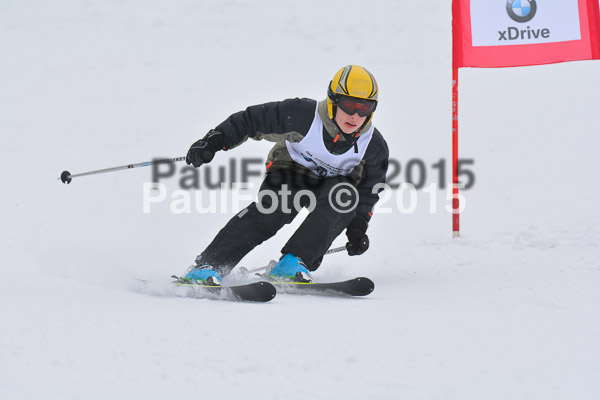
[183,65,389,285]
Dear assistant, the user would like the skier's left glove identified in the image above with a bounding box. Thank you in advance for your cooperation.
[186,130,223,168]
[345,217,369,256]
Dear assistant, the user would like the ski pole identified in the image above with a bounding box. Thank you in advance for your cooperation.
[244,246,347,275]
[58,156,186,184]
[325,246,346,255]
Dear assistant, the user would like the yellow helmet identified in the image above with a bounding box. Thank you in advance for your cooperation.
[327,65,378,125]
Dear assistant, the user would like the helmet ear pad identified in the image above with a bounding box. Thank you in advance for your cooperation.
[327,81,340,104]
[327,80,341,121]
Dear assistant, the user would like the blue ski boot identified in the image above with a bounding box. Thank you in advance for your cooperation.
[182,264,223,286]
[267,253,312,283]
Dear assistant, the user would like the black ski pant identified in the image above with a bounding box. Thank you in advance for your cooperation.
[196,169,357,274]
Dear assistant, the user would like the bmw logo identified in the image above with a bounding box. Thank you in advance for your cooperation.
[506,0,537,23]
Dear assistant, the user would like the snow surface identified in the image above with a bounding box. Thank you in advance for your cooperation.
[1,1,599,399]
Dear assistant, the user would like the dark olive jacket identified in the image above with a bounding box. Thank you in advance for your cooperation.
[206,98,389,223]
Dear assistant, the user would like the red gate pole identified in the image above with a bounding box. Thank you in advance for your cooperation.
[452,67,460,238]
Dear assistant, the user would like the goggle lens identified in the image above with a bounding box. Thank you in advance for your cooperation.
[336,96,377,117]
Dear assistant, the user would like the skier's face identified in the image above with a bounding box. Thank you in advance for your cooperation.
[334,107,367,134]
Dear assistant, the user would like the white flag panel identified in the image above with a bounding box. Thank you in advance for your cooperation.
[470,0,582,47]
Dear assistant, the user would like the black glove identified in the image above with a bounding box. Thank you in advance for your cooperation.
[345,217,369,256]
[186,130,222,168]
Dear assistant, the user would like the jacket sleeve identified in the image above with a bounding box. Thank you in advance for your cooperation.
[208,98,315,150]
[355,130,389,224]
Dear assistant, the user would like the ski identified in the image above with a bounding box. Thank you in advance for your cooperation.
[136,277,276,302]
[269,277,374,297]
[171,276,277,302]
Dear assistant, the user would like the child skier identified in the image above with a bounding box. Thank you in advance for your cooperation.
[184,65,389,285]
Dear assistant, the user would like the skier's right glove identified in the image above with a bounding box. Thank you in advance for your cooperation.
[345,217,369,256]
[186,130,223,168]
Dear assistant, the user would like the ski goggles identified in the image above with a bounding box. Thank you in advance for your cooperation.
[336,95,377,117]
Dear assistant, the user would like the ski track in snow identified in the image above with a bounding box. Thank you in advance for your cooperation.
[1,1,599,399]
